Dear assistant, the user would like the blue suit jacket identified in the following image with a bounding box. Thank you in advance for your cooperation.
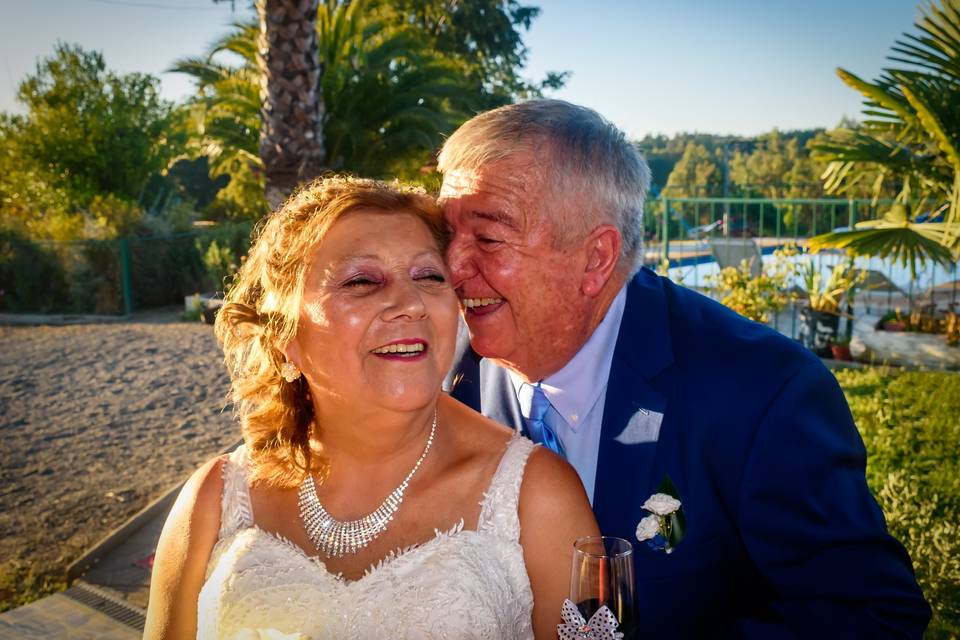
[450,268,929,638]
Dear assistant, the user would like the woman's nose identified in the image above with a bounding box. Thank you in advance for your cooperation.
[384,279,428,320]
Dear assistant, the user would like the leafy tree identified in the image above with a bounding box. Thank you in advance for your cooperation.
[663,142,723,198]
[811,0,960,269]
[729,131,789,199]
[382,0,567,108]
[12,43,180,205]
[637,130,826,197]
[0,44,180,239]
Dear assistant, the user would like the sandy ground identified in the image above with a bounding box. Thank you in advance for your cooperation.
[0,311,238,605]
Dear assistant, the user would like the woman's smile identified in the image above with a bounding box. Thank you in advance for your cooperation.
[370,338,429,360]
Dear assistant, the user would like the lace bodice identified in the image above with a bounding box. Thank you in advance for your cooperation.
[197,436,537,640]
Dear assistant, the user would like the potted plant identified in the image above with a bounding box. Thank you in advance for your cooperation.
[704,245,797,324]
[797,259,864,357]
[877,309,907,332]
[829,336,853,361]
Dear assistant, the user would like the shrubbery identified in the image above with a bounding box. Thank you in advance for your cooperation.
[0,224,251,314]
[836,367,960,636]
[0,230,69,312]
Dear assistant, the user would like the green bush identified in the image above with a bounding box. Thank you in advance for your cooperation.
[836,367,960,636]
[125,223,251,309]
[0,561,66,614]
[0,223,253,315]
[0,229,69,312]
[197,238,237,293]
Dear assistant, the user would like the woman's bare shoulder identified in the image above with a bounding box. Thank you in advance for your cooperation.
[520,447,593,516]
[144,455,229,638]
[163,455,228,546]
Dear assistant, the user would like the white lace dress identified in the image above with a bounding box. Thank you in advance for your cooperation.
[197,435,537,640]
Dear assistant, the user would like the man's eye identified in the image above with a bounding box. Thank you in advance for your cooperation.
[478,236,502,245]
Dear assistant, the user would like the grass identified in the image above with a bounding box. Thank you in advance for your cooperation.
[0,561,67,613]
[835,367,960,638]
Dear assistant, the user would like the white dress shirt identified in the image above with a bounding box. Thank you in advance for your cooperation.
[509,285,627,504]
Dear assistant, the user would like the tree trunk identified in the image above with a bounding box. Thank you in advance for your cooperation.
[256,0,326,209]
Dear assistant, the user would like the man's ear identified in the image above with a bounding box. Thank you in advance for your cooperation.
[581,225,622,298]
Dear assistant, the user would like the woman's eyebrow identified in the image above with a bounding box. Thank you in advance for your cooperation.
[330,250,442,269]
[326,254,379,270]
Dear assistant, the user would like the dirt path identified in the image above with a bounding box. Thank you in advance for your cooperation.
[0,316,238,609]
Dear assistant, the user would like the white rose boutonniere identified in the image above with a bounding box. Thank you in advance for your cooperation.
[636,474,686,554]
[635,514,660,542]
[642,493,681,516]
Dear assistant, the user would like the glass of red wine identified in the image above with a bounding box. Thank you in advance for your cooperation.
[570,536,635,638]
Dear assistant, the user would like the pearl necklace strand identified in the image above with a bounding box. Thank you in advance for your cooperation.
[298,411,437,558]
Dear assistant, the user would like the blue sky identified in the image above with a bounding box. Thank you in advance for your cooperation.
[0,0,920,138]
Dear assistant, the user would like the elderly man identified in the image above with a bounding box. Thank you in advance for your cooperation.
[439,99,929,638]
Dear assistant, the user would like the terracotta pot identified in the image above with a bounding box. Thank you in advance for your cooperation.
[830,343,852,361]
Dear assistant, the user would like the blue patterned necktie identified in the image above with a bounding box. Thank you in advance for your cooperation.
[526,383,566,458]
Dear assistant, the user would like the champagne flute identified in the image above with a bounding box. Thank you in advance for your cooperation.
[569,536,635,638]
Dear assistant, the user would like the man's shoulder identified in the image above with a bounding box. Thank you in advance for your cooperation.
[623,269,822,394]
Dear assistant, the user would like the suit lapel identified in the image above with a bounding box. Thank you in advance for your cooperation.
[479,358,524,433]
[593,270,674,538]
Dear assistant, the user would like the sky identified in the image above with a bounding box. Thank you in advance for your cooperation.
[0,0,921,139]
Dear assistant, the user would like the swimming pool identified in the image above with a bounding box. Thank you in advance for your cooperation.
[660,246,958,305]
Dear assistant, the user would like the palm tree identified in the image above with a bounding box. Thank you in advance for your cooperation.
[255,0,325,208]
[175,0,474,214]
[811,0,960,270]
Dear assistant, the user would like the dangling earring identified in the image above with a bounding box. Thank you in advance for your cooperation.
[281,360,301,383]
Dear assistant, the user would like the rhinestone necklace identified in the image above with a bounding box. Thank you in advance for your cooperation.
[298,411,437,558]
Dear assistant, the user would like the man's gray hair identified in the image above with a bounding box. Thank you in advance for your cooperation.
[438,99,651,273]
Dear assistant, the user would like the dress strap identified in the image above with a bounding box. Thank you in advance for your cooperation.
[217,444,255,541]
[476,435,537,539]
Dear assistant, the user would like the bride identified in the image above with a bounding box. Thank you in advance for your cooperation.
[143,176,599,639]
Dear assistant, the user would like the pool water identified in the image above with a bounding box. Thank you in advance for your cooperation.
[664,248,958,301]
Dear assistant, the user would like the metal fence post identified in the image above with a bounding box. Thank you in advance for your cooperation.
[119,238,133,316]
[662,197,670,265]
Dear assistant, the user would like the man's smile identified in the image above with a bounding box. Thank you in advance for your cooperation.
[461,297,505,309]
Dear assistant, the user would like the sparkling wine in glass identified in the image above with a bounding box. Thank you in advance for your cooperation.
[569,536,636,638]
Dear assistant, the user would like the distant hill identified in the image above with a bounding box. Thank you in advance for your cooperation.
[634,129,826,196]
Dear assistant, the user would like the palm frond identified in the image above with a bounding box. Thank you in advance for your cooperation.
[809,203,960,278]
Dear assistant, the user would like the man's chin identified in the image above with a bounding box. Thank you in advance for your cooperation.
[465,328,511,361]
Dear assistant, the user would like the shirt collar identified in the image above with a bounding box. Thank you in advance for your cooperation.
[509,285,628,432]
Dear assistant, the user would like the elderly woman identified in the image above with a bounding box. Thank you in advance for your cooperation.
[144,177,598,639]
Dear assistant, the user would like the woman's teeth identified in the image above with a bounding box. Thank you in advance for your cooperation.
[462,297,503,309]
[372,343,426,354]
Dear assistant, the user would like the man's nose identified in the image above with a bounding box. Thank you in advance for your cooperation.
[445,234,476,289]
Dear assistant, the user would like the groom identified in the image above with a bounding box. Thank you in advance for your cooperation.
[439,99,930,637]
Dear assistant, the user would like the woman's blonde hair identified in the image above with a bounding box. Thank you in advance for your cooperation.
[214,176,444,488]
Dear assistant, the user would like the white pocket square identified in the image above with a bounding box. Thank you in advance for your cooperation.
[614,408,664,445]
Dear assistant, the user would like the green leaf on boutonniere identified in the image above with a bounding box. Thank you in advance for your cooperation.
[657,474,687,548]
